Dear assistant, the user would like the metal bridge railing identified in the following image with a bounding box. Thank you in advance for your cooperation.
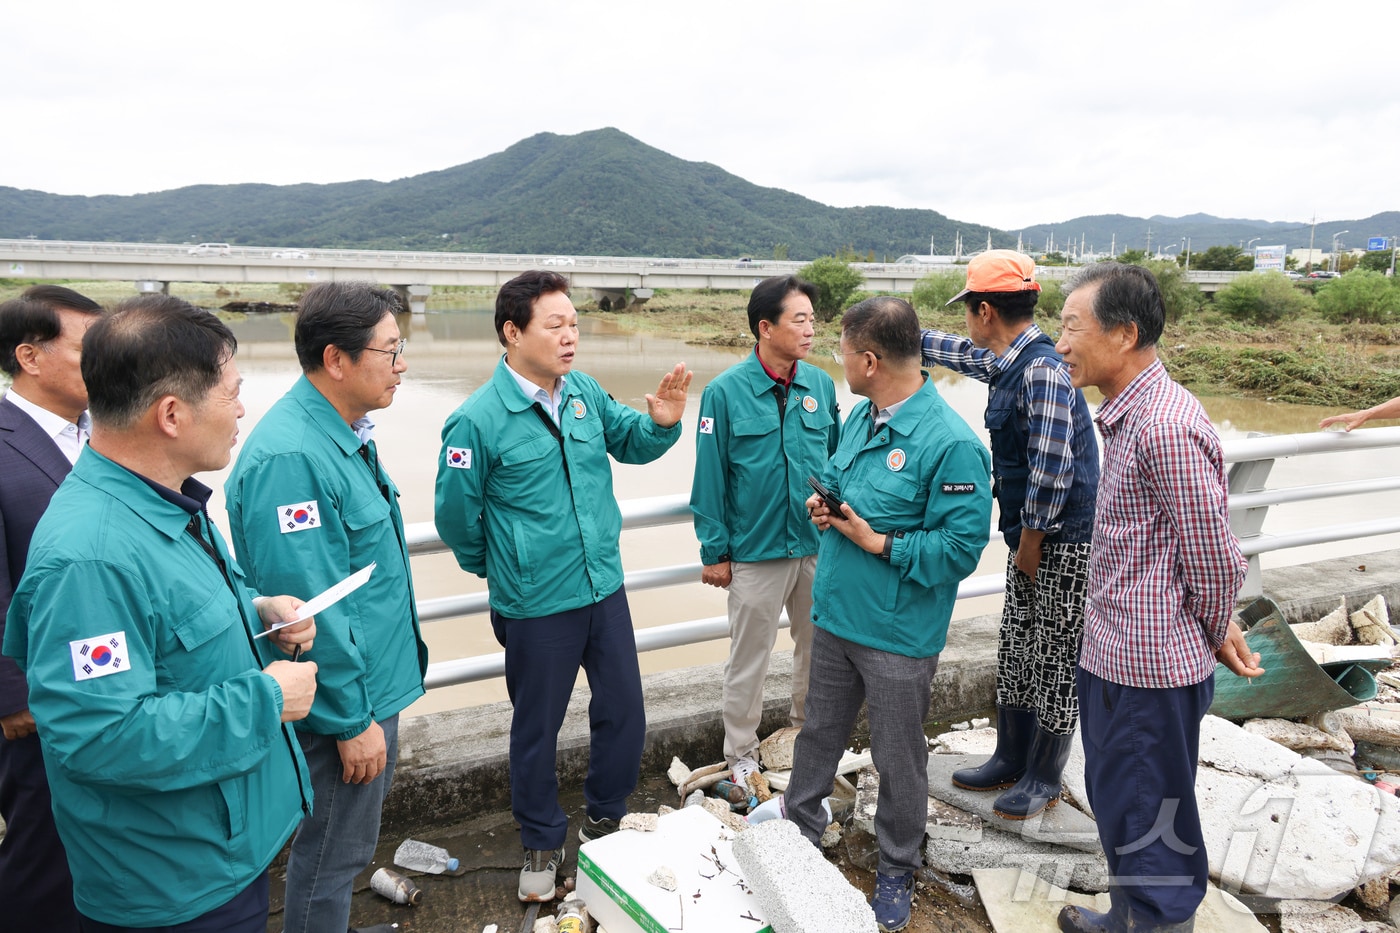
[409,427,1400,691]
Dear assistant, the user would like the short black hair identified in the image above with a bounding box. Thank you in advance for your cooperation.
[495,270,572,347]
[82,295,237,429]
[962,289,1038,323]
[1065,262,1164,349]
[747,275,818,338]
[295,282,403,372]
[0,286,103,377]
[841,296,921,363]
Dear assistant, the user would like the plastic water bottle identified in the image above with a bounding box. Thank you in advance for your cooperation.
[746,793,832,825]
[557,896,588,933]
[370,867,422,905]
[393,838,459,874]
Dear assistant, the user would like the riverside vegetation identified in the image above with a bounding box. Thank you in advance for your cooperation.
[4,265,1399,409]
[597,263,1400,410]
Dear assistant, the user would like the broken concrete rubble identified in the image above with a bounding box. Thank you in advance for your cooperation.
[1277,898,1398,933]
[854,765,983,843]
[732,819,877,933]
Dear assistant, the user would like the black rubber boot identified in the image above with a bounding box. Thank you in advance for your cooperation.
[993,726,1073,820]
[1058,894,1195,932]
[951,706,1034,791]
[1057,890,1131,932]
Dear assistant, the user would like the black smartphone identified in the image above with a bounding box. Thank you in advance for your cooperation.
[807,475,844,512]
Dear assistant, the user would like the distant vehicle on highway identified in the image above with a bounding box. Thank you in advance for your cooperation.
[1284,270,1304,279]
[648,259,681,267]
[1307,270,1340,279]
[542,256,575,266]
[271,249,308,260]
[188,243,231,257]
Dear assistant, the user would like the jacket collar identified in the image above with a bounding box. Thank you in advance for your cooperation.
[72,447,207,542]
[289,375,366,457]
[742,349,817,397]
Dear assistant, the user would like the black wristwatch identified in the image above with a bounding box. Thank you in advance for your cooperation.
[878,531,904,561]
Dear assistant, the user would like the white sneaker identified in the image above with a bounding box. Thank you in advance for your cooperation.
[732,755,761,786]
[518,846,564,902]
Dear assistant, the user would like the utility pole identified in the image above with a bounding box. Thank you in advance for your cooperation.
[1390,234,1397,278]
[1307,214,1316,274]
[1111,233,1116,257]
[1146,226,1154,255]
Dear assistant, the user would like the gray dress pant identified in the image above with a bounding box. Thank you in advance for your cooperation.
[785,626,939,875]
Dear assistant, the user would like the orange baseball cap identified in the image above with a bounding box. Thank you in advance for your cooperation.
[946,249,1042,305]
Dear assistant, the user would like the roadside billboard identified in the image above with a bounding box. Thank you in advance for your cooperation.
[1369,237,1390,251]
[1254,244,1286,272]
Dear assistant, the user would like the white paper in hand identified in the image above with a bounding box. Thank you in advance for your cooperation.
[254,562,377,639]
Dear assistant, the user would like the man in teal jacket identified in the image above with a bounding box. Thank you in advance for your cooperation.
[3,295,318,931]
[785,296,991,933]
[435,270,691,902]
[689,275,839,787]
[226,282,427,933]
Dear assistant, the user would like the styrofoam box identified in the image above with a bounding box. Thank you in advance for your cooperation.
[576,806,771,933]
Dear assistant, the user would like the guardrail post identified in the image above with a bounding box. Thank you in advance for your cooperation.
[1227,435,1275,599]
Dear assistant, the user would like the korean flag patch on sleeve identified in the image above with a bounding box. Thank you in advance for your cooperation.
[446,446,472,469]
[70,632,130,682]
[278,500,321,534]
[698,417,715,435]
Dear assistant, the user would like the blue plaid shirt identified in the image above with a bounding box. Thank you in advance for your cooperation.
[920,324,1078,534]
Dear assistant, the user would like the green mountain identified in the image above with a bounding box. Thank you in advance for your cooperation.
[1,128,1393,259]
[0,128,1011,261]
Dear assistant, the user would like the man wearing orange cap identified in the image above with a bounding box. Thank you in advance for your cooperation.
[921,250,1099,820]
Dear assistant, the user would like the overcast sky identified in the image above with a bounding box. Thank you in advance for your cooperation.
[6,0,1397,234]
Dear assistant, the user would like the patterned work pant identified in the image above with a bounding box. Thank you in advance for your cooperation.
[996,542,1092,735]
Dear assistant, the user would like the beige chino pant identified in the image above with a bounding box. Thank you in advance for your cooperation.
[721,555,816,763]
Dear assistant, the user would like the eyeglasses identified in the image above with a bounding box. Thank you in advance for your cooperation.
[831,348,882,364]
[363,338,407,366]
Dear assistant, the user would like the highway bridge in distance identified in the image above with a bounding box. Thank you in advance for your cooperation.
[0,239,1247,309]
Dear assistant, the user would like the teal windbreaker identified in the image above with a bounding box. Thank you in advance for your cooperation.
[690,351,839,564]
[226,376,427,740]
[3,448,311,926]
[435,359,681,619]
[813,376,992,658]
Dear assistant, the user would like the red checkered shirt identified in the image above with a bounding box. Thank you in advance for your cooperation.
[1079,360,1245,688]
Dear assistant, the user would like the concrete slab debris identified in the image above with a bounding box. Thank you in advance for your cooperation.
[1193,716,1400,900]
[758,726,799,771]
[925,823,1109,892]
[972,868,1264,933]
[618,813,657,832]
[1278,898,1398,933]
[853,765,982,843]
[1292,598,1351,645]
[732,818,877,933]
[927,754,1100,853]
[929,727,998,757]
[1244,718,1355,754]
[699,796,750,833]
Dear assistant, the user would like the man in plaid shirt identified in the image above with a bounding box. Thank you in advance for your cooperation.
[1052,263,1263,933]
[922,250,1099,821]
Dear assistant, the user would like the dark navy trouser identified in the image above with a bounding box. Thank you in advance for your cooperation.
[77,871,269,933]
[0,730,80,931]
[491,586,646,851]
[1077,666,1213,926]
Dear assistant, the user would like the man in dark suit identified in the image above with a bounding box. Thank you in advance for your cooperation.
[0,285,104,932]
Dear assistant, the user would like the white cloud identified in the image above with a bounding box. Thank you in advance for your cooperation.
[3,0,1397,231]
